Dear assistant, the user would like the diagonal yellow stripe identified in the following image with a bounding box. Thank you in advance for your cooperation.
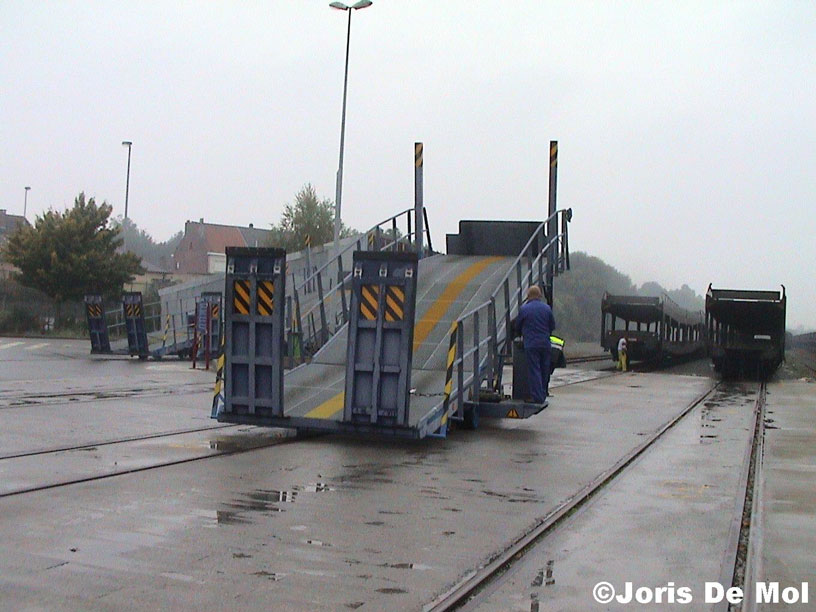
[413,256,500,352]
[386,294,403,319]
[305,257,501,420]
[234,281,250,302]
[360,302,376,321]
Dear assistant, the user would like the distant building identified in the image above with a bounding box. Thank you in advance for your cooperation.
[171,219,272,274]
[0,209,30,279]
[0,209,29,248]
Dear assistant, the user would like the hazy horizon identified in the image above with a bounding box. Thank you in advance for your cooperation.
[2,2,813,327]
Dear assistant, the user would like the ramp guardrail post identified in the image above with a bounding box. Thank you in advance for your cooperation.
[122,292,149,358]
[343,251,418,427]
[221,247,286,419]
[84,294,111,353]
[202,291,222,364]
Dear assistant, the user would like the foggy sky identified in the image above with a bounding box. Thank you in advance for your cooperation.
[2,1,814,328]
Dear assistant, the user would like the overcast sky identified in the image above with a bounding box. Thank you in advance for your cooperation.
[2,2,814,328]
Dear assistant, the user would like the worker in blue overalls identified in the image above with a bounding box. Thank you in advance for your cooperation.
[512,285,557,403]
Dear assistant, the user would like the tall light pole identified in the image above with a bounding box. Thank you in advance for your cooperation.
[330,0,372,258]
[122,141,133,221]
[23,186,30,219]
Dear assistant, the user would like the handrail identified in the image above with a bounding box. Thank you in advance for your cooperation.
[438,207,573,425]
[289,206,433,358]
[293,206,430,295]
[490,208,561,299]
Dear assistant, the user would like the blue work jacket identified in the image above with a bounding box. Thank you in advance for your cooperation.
[514,299,556,349]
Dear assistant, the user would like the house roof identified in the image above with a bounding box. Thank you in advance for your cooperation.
[184,220,271,251]
[0,209,29,234]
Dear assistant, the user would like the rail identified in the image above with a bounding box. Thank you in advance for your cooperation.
[288,206,432,358]
[441,208,572,423]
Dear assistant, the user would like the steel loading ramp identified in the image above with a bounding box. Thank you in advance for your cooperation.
[218,253,515,437]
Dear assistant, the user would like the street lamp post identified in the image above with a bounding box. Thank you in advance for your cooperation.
[24,186,30,219]
[330,0,372,259]
[122,141,133,221]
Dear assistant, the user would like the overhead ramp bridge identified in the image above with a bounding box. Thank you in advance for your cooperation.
[213,209,573,439]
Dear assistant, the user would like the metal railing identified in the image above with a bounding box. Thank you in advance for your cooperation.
[441,208,573,423]
[288,206,432,358]
[105,301,199,356]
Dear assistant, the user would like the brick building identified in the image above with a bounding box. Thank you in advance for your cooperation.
[172,219,272,274]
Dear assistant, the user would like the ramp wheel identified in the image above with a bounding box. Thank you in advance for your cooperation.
[463,406,479,430]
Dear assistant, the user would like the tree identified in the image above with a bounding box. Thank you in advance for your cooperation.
[269,184,355,252]
[110,216,183,271]
[3,192,142,325]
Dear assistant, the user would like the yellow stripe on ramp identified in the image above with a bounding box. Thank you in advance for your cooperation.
[304,256,502,420]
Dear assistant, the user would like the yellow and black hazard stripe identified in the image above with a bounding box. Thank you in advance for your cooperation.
[257,280,275,316]
[87,303,102,318]
[442,322,458,412]
[211,303,220,319]
[360,284,379,321]
[384,285,405,322]
[124,303,141,318]
[233,279,250,315]
[211,331,226,418]
[415,142,423,168]
[550,141,558,168]
[367,232,375,247]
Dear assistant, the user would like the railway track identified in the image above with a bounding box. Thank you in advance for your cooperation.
[0,424,302,499]
[0,367,619,500]
[425,381,767,611]
[0,380,212,409]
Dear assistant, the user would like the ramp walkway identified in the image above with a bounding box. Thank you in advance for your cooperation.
[215,208,573,438]
[281,254,513,436]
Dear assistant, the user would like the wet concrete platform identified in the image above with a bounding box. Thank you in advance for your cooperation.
[751,381,816,610]
[473,382,759,611]
[0,367,712,610]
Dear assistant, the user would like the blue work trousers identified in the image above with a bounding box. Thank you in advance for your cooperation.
[525,346,551,403]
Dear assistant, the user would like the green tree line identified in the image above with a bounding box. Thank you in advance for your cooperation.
[552,252,705,343]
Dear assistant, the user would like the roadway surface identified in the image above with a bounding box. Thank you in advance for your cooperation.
[0,337,814,610]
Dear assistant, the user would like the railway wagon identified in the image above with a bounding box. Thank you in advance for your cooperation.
[601,293,705,363]
[705,285,786,379]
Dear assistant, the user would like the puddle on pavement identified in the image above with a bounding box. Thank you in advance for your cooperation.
[199,510,251,527]
[207,482,335,525]
[382,562,432,570]
[253,570,286,581]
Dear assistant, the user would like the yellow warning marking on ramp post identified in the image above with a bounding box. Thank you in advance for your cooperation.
[233,280,250,315]
[257,280,275,316]
[360,284,379,320]
[305,257,501,420]
[385,286,404,322]
[506,408,520,418]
